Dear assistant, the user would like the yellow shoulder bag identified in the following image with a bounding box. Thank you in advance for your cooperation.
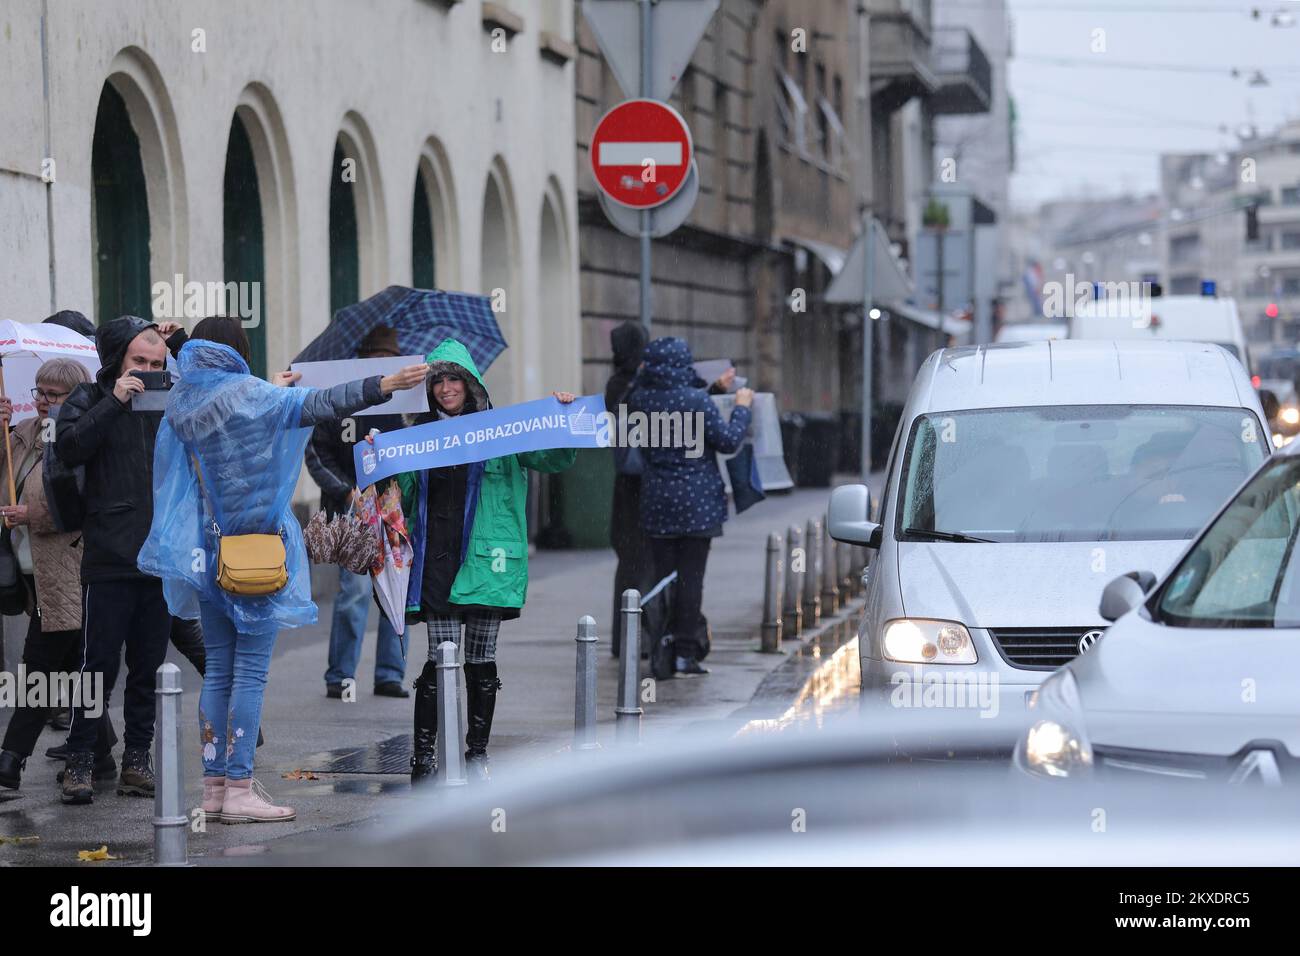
[192,454,288,596]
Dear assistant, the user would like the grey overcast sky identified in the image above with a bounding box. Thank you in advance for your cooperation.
[1005,0,1300,207]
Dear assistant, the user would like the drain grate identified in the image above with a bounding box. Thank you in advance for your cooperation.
[301,734,412,774]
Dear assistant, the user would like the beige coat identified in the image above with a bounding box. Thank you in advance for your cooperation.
[10,418,83,632]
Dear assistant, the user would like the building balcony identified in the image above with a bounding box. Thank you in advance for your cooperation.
[870,9,938,114]
[930,27,992,115]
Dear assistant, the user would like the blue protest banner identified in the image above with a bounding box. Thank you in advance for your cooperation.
[354,393,608,487]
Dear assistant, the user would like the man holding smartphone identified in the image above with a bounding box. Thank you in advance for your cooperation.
[54,315,188,805]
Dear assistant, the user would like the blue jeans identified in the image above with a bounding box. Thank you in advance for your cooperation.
[324,568,408,687]
[198,602,276,781]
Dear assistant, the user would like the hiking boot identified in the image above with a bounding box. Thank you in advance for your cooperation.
[0,750,25,790]
[55,751,116,785]
[375,681,410,698]
[117,747,155,797]
[60,752,95,805]
[220,778,295,824]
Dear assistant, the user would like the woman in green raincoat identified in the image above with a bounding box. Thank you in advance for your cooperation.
[387,338,575,782]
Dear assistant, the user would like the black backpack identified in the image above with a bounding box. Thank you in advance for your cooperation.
[42,410,85,533]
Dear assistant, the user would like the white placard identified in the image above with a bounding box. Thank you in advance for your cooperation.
[289,355,429,416]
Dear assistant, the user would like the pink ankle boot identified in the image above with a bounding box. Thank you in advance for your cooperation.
[202,776,226,822]
[220,777,296,824]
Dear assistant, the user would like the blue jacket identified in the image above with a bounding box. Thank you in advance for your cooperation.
[629,337,751,536]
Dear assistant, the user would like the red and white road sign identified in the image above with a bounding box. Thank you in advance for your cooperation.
[590,98,693,209]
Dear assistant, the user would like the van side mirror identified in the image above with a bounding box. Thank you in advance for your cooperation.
[827,484,883,549]
[1099,571,1156,622]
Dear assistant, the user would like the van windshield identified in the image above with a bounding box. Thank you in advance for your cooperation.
[897,405,1266,543]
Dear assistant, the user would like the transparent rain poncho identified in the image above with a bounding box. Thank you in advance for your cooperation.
[138,340,314,633]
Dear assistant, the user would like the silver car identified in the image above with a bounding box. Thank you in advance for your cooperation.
[1018,435,1300,784]
[829,339,1270,719]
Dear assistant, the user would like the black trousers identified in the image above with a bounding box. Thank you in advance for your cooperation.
[611,534,656,656]
[1,595,114,759]
[649,536,712,662]
[66,578,171,755]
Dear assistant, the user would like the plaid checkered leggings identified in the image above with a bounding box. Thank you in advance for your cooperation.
[425,612,501,664]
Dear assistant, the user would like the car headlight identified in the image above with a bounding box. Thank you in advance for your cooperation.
[1282,407,1300,426]
[1017,669,1093,779]
[881,619,977,664]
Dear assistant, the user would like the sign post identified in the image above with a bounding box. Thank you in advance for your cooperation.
[581,0,720,335]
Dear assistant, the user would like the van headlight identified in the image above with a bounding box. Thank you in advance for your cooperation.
[881,619,977,664]
[1017,669,1093,779]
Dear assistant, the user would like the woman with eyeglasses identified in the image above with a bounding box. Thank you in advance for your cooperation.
[0,358,117,792]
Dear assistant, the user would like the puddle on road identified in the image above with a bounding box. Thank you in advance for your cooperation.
[737,623,861,735]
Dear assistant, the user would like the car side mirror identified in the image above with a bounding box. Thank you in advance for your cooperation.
[828,483,883,549]
[1099,570,1156,622]
[1260,388,1280,421]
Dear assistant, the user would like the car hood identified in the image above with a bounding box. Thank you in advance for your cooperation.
[1068,615,1300,756]
[897,539,1189,628]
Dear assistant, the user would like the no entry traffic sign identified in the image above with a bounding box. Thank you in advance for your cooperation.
[590,98,693,209]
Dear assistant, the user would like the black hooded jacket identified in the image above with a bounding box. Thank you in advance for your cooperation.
[604,322,648,552]
[55,316,188,583]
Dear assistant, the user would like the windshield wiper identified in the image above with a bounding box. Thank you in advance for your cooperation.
[902,528,996,544]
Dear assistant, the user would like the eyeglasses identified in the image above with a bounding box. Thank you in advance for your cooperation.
[31,387,69,402]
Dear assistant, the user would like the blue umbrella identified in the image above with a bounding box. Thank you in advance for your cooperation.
[293,285,507,370]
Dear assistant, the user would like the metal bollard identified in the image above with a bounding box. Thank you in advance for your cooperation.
[615,589,643,745]
[852,545,870,595]
[574,615,600,751]
[153,663,187,866]
[821,516,841,613]
[838,542,855,596]
[436,641,467,787]
[761,532,784,652]
[783,524,804,637]
[803,517,822,625]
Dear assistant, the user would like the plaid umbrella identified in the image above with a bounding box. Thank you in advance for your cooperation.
[293,285,507,370]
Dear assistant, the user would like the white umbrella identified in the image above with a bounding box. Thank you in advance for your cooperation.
[0,320,100,505]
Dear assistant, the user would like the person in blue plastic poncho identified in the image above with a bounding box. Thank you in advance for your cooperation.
[139,317,427,824]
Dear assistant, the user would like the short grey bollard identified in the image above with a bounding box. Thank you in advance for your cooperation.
[783,524,804,636]
[615,589,643,745]
[803,517,822,625]
[838,542,854,596]
[153,663,187,866]
[574,615,600,751]
[761,532,784,652]
[821,518,841,612]
[852,545,870,594]
[436,641,467,787]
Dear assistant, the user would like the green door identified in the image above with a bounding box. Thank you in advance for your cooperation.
[329,141,360,318]
[412,170,436,289]
[91,83,151,325]
[223,115,268,378]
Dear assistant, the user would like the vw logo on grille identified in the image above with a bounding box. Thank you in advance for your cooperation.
[1077,629,1104,654]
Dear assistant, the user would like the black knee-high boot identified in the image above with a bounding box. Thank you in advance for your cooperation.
[464,661,501,781]
[410,660,439,784]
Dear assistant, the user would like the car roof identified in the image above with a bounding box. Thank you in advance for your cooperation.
[915,339,1255,413]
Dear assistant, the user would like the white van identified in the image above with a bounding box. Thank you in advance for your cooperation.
[1069,293,1250,371]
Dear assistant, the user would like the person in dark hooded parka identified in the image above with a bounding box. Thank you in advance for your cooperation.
[604,321,655,657]
[629,337,752,678]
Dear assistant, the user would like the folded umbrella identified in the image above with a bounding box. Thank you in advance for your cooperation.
[293,285,507,372]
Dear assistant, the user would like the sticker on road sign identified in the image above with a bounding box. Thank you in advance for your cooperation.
[590,99,693,209]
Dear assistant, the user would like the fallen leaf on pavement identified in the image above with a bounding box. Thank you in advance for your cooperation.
[77,845,117,862]
[281,769,319,780]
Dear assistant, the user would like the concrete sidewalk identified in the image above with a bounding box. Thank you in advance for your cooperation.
[0,477,877,865]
